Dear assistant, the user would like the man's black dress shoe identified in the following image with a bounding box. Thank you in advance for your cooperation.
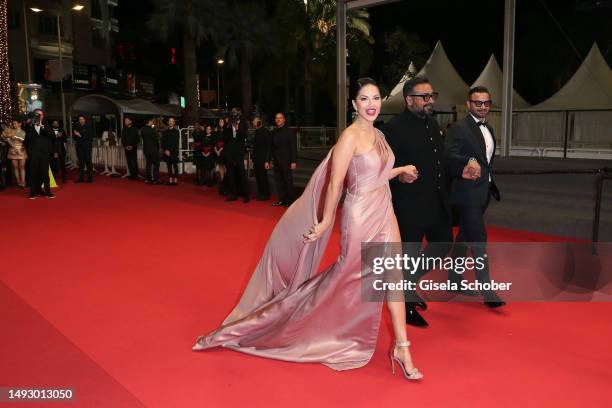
[272,201,285,206]
[405,305,429,327]
[483,291,506,308]
[256,195,270,201]
[226,196,238,202]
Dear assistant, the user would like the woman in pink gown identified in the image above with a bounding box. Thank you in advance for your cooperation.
[193,78,423,380]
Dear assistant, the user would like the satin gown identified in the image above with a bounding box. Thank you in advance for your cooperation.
[194,130,400,371]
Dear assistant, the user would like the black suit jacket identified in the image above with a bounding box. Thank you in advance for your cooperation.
[223,122,249,164]
[253,127,271,163]
[161,127,180,158]
[141,125,159,156]
[383,109,465,226]
[269,125,297,164]
[121,126,139,148]
[25,124,54,156]
[445,115,500,207]
[72,123,93,146]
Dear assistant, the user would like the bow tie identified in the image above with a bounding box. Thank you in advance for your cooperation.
[477,121,487,127]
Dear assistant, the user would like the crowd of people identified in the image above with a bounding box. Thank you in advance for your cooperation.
[0,107,298,205]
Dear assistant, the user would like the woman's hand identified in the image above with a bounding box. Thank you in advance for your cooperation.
[399,165,418,183]
[303,220,331,243]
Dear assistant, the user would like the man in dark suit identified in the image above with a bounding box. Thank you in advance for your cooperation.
[445,86,505,308]
[141,118,160,184]
[73,114,93,182]
[223,107,250,203]
[252,117,271,200]
[50,120,67,183]
[383,76,480,326]
[267,112,297,207]
[121,116,140,180]
[25,109,55,199]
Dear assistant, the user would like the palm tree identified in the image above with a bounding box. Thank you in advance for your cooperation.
[303,0,375,121]
[219,1,277,117]
[148,0,225,113]
[273,0,307,113]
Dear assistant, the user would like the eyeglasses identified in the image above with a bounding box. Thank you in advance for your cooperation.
[470,100,492,107]
[409,92,438,102]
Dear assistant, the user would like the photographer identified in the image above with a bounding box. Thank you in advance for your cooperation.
[25,109,55,199]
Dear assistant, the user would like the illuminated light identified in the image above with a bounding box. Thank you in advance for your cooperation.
[1,0,12,123]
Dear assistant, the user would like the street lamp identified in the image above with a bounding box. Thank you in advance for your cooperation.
[30,4,84,129]
[216,58,224,109]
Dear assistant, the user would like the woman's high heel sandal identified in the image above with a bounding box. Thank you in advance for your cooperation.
[389,340,423,381]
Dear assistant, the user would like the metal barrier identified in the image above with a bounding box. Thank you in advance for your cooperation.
[297,127,337,149]
[495,166,612,252]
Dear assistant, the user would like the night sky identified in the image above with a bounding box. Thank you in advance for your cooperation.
[116,0,611,106]
[368,0,612,103]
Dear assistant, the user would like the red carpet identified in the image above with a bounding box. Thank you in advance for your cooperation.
[1,175,610,407]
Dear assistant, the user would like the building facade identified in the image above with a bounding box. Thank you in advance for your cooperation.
[8,0,119,122]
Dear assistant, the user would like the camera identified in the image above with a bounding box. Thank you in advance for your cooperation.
[32,113,42,126]
[27,111,42,126]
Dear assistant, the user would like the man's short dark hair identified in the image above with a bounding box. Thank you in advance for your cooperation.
[402,76,430,99]
[78,114,87,120]
[468,86,490,100]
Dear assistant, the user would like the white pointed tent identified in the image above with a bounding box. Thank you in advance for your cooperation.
[528,43,612,111]
[471,55,530,108]
[513,43,612,156]
[381,41,469,116]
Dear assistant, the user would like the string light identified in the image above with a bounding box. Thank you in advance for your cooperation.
[0,0,12,124]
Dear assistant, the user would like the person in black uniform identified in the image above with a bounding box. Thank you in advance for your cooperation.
[25,109,55,199]
[121,116,140,180]
[73,114,93,182]
[267,112,297,207]
[383,76,480,327]
[252,117,271,200]
[162,117,180,185]
[50,120,67,183]
[192,122,205,185]
[214,118,227,193]
[141,118,160,184]
[223,108,250,203]
[202,124,216,187]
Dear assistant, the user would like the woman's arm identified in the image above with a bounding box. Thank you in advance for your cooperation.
[388,165,418,181]
[304,129,356,242]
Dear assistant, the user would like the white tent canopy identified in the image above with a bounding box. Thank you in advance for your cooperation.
[471,55,530,109]
[526,43,612,111]
[71,94,179,117]
[512,43,612,155]
[382,41,469,114]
